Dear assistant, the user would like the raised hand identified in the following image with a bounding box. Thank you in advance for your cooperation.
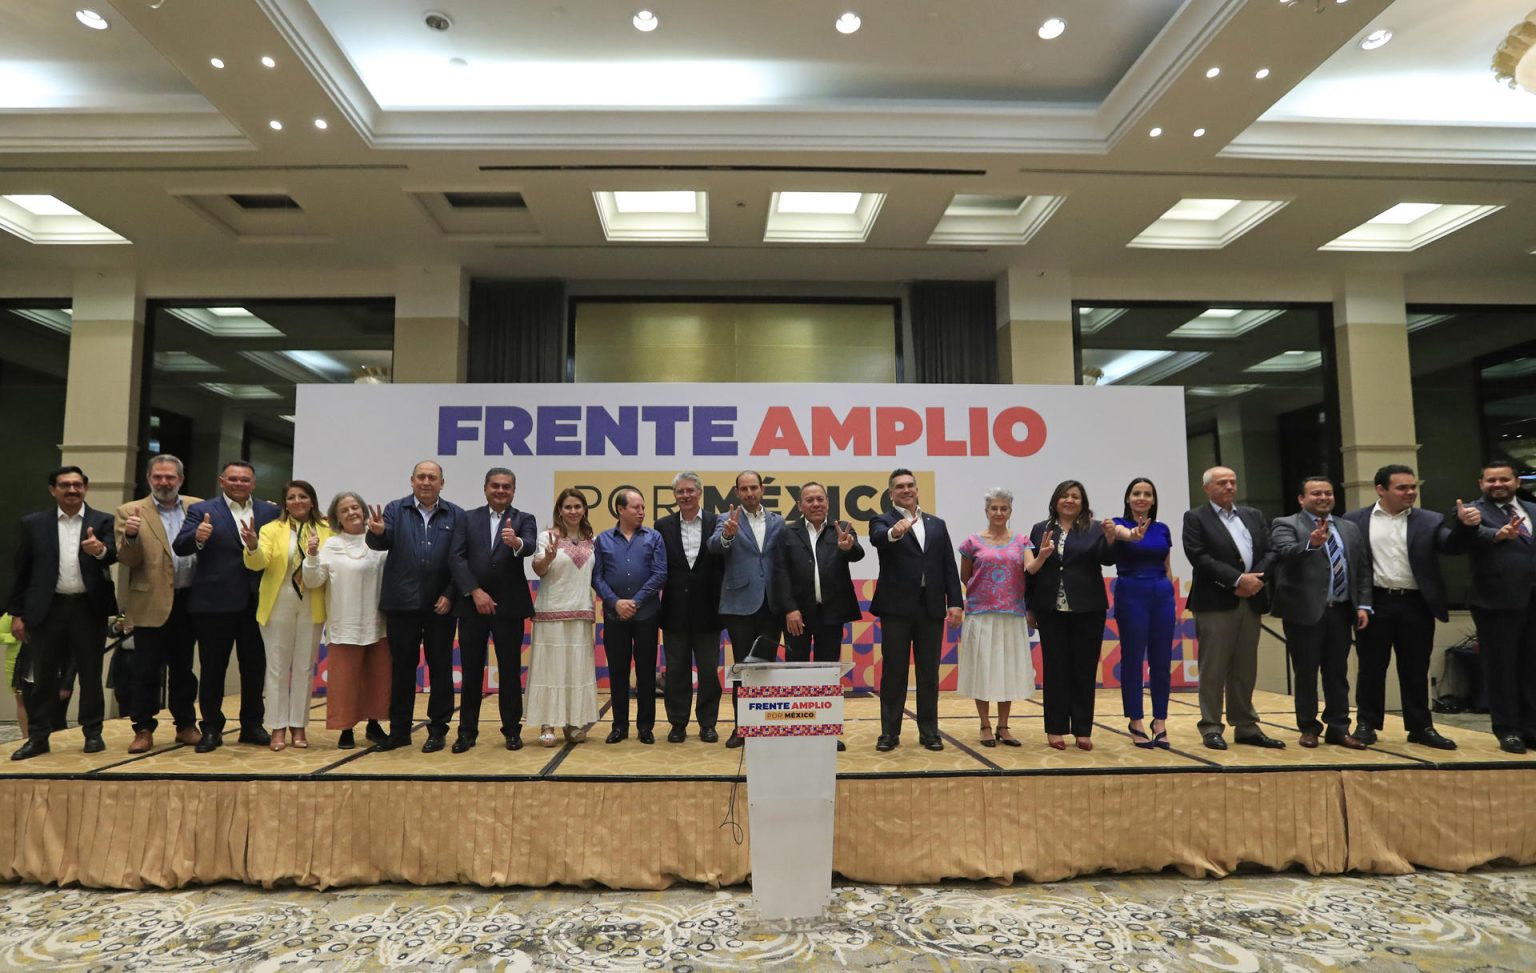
[1036,532,1056,559]
[501,523,519,549]
[1130,515,1150,541]
[81,526,106,557]
[1455,499,1481,527]
[239,518,259,551]
[1495,512,1526,543]
[367,504,386,535]
[123,513,142,538]
[195,513,214,545]
[835,521,855,550]
[1308,515,1331,549]
[892,511,920,539]
[1101,518,1119,542]
[722,504,740,538]
[307,530,320,557]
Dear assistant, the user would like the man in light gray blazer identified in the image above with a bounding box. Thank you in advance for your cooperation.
[707,470,785,748]
[1270,475,1372,750]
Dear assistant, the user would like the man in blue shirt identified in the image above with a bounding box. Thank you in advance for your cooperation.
[592,488,667,744]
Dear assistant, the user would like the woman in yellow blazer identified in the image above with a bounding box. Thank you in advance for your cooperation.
[242,479,331,751]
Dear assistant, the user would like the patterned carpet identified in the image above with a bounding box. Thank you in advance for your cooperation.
[0,867,1533,971]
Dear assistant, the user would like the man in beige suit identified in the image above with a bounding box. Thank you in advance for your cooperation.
[115,454,202,752]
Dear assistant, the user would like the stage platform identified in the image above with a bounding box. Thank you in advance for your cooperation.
[2,689,1533,890]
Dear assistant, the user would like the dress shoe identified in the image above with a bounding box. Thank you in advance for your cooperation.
[1325,732,1366,750]
[1234,732,1286,749]
[875,735,898,752]
[1352,727,1378,746]
[194,731,223,753]
[667,727,687,743]
[11,739,49,761]
[606,726,629,745]
[836,739,847,752]
[1298,733,1320,749]
[505,734,524,751]
[1075,738,1093,752]
[175,727,201,746]
[1498,734,1527,754]
[1201,733,1228,751]
[364,721,388,745]
[375,735,409,752]
[421,733,446,754]
[82,733,105,754]
[237,727,271,747]
[1407,727,1457,750]
[336,730,356,749]
[451,734,476,754]
[725,730,744,749]
[920,736,944,752]
[638,729,656,745]
[128,730,154,754]
[700,727,719,744]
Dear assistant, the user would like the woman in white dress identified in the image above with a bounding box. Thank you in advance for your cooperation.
[525,488,600,747]
[302,492,389,750]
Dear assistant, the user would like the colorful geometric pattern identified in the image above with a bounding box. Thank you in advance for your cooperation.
[738,723,845,737]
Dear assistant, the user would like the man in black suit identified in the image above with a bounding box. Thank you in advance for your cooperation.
[1341,464,1460,750]
[1450,461,1536,753]
[1182,465,1284,751]
[869,468,963,753]
[1269,476,1371,750]
[654,472,723,744]
[8,466,117,760]
[448,467,537,753]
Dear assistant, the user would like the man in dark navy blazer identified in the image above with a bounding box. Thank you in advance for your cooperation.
[448,467,537,752]
[1449,461,1536,753]
[172,460,280,752]
[366,460,464,752]
[869,469,963,753]
[7,466,117,760]
[654,472,723,743]
[1341,464,1461,750]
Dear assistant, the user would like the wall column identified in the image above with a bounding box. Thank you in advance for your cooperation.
[1333,274,1417,508]
[63,270,144,504]
[394,264,468,383]
[995,268,1075,385]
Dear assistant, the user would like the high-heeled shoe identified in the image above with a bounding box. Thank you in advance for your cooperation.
[1128,722,1154,750]
[564,725,587,744]
[979,721,996,748]
[1151,722,1170,750]
[539,726,557,748]
[996,726,1022,747]
[269,730,287,752]
[291,730,309,749]
[1076,737,1094,752]
[1047,735,1067,751]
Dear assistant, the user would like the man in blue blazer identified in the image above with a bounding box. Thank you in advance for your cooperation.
[1449,461,1536,753]
[172,460,280,752]
[869,469,963,753]
[1341,464,1461,750]
[366,460,464,752]
[7,466,117,760]
[707,470,785,749]
[448,467,537,752]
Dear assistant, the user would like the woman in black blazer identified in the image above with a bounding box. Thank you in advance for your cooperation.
[1026,480,1116,751]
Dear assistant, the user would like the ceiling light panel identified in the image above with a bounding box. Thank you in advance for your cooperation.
[199,383,282,401]
[928,193,1066,246]
[1319,203,1504,252]
[8,308,73,335]
[1168,308,1284,338]
[1246,350,1322,373]
[153,351,220,373]
[764,192,885,243]
[1075,306,1127,336]
[0,195,130,245]
[612,191,698,214]
[776,192,863,215]
[1128,198,1289,250]
[593,191,708,242]
[166,307,285,338]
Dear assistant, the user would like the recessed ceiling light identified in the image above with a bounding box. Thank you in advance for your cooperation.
[1149,127,1163,138]
[261,55,277,68]
[268,119,283,131]
[3,194,84,217]
[633,10,658,32]
[836,12,861,34]
[209,57,225,69]
[313,118,328,130]
[1368,202,1440,225]
[1038,17,1066,40]
[1193,128,1206,138]
[776,191,863,215]
[1205,67,1221,79]
[1360,29,1392,51]
[611,191,698,214]
[1163,199,1243,222]
[74,9,108,30]
[1254,68,1270,80]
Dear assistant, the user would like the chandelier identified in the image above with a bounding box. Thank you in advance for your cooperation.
[1493,9,1536,94]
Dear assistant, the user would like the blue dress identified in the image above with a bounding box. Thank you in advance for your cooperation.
[1111,519,1175,721]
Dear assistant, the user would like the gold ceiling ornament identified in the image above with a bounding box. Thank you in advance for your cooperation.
[1492,9,1536,93]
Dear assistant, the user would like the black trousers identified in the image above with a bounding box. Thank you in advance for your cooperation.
[1356,589,1434,733]
[878,614,943,740]
[604,616,660,730]
[1470,604,1536,741]
[723,609,783,726]
[662,627,723,730]
[1283,604,1355,736]
[1037,609,1106,737]
[194,607,265,734]
[26,594,106,742]
[457,612,526,739]
[785,604,847,664]
[384,610,458,740]
[128,587,199,733]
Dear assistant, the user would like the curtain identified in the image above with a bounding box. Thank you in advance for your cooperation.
[467,279,567,383]
[909,281,999,384]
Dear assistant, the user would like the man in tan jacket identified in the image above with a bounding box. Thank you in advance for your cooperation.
[115,454,202,752]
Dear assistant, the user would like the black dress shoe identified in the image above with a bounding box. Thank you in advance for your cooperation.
[638,729,656,745]
[421,734,446,754]
[875,735,898,752]
[836,739,846,752]
[237,727,271,746]
[451,735,475,754]
[1498,734,1527,754]
[1352,727,1378,746]
[1234,732,1286,749]
[376,735,409,752]
[666,727,687,743]
[364,721,388,745]
[11,739,49,761]
[1407,727,1457,750]
[725,730,743,749]
[194,731,223,753]
[505,734,523,751]
[1201,733,1227,751]
[82,733,105,754]
[605,727,629,745]
[700,727,719,744]
[337,730,356,749]
[920,736,944,752]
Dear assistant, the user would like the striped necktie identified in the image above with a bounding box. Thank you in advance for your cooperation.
[1324,527,1347,601]
[1505,504,1531,541]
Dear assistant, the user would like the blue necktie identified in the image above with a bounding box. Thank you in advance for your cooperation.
[1325,528,1347,601]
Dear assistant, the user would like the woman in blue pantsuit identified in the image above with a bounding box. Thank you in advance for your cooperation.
[1103,477,1175,750]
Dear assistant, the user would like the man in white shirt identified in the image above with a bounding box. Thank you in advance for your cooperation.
[708,470,786,748]
[655,473,724,743]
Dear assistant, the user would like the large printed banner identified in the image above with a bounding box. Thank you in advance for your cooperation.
[294,383,1194,694]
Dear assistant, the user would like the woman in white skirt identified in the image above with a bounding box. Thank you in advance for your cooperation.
[956,487,1053,747]
[525,487,600,747]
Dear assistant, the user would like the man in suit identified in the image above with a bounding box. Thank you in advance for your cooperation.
[1449,461,1536,753]
[448,467,537,753]
[655,472,724,744]
[1182,465,1284,751]
[1341,464,1460,750]
[115,454,202,753]
[173,460,279,752]
[8,466,117,760]
[366,460,463,752]
[1269,476,1372,749]
[771,481,864,751]
[592,487,668,744]
[708,470,786,749]
[869,468,963,753]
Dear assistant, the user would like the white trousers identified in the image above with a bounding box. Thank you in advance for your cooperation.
[262,583,320,730]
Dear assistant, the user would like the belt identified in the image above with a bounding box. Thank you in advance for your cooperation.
[52,591,91,600]
[1372,586,1419,597]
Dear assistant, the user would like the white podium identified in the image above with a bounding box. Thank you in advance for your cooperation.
[731,660,843,921]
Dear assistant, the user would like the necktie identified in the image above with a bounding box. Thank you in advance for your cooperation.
[492,514,502,552]
[1325,528,1347,601]
[1505,504,1531,541]
[291,525,306,598]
